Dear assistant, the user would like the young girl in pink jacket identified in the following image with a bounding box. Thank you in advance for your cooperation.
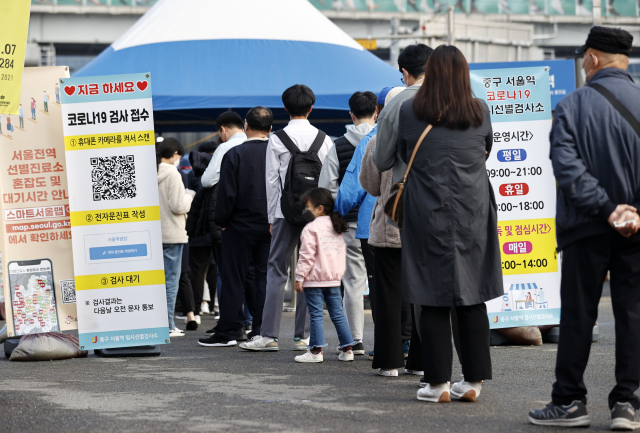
[294,188,355,363]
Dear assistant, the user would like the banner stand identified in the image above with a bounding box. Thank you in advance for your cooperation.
[3,337,21,358]
[94,345,161,357]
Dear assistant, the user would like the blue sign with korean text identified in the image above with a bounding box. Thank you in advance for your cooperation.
[470,66,551,123]
[470,60,576,110]
[497,149,528,162]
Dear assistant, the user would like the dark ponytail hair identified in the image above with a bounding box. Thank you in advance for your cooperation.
[300,188,348,234]
[156,138,185,171]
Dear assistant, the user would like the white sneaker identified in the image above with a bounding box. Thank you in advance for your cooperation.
[450,380,482,402]
[184,315,201,325]
[339,349,354,362]
[169,328,185,337]
[377,369,399,377]
[295,350,323,363]
[200,301,210,315]
[239,336,279,351]
[417,383,451,403]
[175,315,187,320]
[405,369,424,376]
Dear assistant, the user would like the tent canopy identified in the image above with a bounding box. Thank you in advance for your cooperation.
[76,0,401,133]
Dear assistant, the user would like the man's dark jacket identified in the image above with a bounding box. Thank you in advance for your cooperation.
[551,68,640,250]
[214,139,271,240]
[186,151,221,244]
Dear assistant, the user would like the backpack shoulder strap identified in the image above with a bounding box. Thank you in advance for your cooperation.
[274,129,299,154]
[589,83,640,140]
[309,130,327,154]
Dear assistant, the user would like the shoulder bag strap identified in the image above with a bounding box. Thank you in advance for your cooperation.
[589,83,640,140]
[274,130,299,154]
[401,125,433,183]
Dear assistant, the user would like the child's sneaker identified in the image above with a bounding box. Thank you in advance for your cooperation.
[339,347,354,362]
[295,350,323,363]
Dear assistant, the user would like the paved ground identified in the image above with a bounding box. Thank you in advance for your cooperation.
[0,288,623,432]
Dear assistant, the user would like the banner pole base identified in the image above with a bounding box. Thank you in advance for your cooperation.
[94,345,161,357]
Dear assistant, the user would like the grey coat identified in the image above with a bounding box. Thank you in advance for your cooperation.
[372,84,420,184]
[359,136,401,248]
[397,99,503,307]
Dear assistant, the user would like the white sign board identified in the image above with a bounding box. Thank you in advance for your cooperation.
[61,73,169,349]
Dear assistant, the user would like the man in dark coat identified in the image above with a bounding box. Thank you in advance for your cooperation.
[198,107,273,347]
[529,27,640,429]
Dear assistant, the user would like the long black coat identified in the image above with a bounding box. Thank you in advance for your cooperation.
[397,99,503,307]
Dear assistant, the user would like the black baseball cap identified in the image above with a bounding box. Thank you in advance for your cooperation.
[576,26,633,56]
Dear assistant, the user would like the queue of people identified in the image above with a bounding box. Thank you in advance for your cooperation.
[155,26,640,430]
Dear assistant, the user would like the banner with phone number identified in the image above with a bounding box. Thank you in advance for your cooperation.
[470,66,561,329]
[0,0,31,115]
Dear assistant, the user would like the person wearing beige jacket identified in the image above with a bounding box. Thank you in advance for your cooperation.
[157,138,194,337]
[358,87,412,378]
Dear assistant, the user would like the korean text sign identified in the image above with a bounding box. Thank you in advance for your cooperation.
[0,0,31,115]
[470,66,561,329]
[61,73,169,349]
[0,67,78,336]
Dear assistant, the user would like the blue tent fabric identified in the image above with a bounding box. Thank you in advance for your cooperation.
[75,0,400,129]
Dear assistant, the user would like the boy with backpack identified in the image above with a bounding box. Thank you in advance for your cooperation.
[240,84,333,352]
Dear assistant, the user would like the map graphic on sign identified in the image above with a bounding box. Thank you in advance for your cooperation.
[11,272,59,335]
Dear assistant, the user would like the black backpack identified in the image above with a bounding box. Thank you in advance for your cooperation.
[274,129,326,226]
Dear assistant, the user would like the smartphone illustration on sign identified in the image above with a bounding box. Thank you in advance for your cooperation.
[8,259,60,336]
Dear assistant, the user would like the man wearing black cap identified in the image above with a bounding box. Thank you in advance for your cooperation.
[529,26,640,430]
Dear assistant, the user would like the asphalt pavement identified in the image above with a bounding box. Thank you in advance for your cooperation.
[0,290,622,433]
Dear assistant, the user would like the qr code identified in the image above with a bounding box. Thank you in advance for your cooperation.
[91,155,137,201]
[60,279,76,304]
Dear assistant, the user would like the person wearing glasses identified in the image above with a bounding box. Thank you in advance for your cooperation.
[373,43,433,186]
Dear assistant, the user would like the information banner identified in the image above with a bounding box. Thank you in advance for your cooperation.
[470,66,561,329]
[0,0,31,115]
[60,73,169,350]
[0,67,78,337]
[470,60,577,110]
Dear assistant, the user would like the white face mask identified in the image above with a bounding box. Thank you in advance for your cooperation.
[582,53,598,82]
[174,157,180,167]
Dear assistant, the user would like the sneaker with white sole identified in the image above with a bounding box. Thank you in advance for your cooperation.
[405,369,424,376]
[292,337,310,351]
[377,369,399,377]
[417,383,451,403]
[185,315,201,325]
[169,328,185,337]
[611,402,640,431]
[419,377,427,388]
[198,334,237,347]
[451,380,482,402]
[295,350,323,363]
[528,400,590,427]
[239,336,279,351]
[339,349,354,362]
[200,301,210,315]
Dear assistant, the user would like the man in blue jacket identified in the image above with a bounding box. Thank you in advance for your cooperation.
[529,27,640,429]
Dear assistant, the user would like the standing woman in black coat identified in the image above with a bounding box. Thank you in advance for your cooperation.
[397,45,503,403]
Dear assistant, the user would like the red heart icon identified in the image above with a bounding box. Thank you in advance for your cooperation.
[64,86,76,96]
[136,81,148,92]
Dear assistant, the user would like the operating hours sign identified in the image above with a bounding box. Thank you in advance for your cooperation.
[471,66,561,329]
